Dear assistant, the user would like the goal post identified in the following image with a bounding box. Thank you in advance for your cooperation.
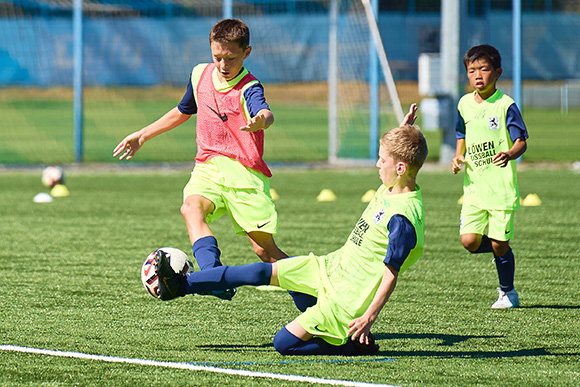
[328,0,404,164]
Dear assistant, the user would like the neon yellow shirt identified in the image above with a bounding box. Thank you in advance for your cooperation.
[458,90,520,210]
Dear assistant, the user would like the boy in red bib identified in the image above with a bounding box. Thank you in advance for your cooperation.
[114,19,289,301]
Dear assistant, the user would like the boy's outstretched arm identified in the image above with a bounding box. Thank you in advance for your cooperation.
[451,138,466,174]
[240,108,274,132]
[113,107,191,160]
[492,137,527,167]
[347,265,398,345]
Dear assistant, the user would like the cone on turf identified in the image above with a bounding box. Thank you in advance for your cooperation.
[50,184,70,198]
[317,189,337,202]
[522,193,542,207]
[269,188,279,201]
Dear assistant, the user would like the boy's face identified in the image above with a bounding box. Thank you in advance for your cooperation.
[210,41,251,83]
[376,145,403,188]
[466,58,502,98]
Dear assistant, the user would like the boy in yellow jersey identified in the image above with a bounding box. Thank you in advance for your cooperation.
[113,19,286,301]
[154,107,428,356]
[451,45,529,309]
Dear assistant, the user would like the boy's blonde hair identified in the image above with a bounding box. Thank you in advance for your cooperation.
[380,124,428,177]
[209,19,250,50]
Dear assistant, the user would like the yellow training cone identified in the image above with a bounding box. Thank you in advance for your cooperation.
[269,188,279,201]
[317,189,337,202]
[522,193,542,207]
[50,184,70,198]
[457,195,464,205]
[361,189,376,203]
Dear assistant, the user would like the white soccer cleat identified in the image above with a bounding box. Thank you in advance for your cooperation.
[491,288,519,309]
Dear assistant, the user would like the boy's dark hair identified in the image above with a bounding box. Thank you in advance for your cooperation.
[463,44,501,70]
[209,19,250,50]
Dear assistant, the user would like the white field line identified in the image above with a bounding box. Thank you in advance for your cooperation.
[0,345,399,387]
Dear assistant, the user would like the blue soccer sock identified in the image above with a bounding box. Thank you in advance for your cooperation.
[192,236,222,270]
[287,291,317,312]
[272,327,363,356]
[185,262,272,295]
[494,248,515,292]
[472,235,493,254]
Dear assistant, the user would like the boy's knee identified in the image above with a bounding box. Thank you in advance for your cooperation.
[461,237,479,252]
[181,196,209,219]
[180,201,191,217]
[461,234,481,253]
[273,327,297,355]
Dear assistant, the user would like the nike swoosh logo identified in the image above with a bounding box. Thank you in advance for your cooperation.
[257,221,271,229]
[206,104,228,122]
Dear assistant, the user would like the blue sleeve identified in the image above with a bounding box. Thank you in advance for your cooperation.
[506,103,529,142]
[455,110,466,139]
[177,78,196,115]
[383,214,417,272]
[243,83,270,118]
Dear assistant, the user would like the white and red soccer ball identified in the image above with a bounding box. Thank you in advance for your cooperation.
[141,247,194,298]
[41,166,64,188]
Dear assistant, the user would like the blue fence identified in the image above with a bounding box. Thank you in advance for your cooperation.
[1,12,579,87]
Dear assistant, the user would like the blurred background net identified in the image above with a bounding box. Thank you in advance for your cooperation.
[0,0,579,165]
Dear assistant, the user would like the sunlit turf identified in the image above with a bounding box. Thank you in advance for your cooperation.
[1,166,579,386]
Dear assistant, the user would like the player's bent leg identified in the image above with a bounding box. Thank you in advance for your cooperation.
[273,321,379,356]
[181,195,215,244]
[182,195,236,300]
[460,233,493,253]
[247,231,288,262]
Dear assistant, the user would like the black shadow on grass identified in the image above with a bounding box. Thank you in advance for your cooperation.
[375,333,501,346]
[376,348,569,359]
[519,305,580,309]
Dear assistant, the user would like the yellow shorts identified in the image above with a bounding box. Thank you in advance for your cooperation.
[460,203,515,241]
[277,254,352,346]
[183,157,278,235]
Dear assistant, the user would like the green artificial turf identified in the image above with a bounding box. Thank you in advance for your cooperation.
[0,166,579,386]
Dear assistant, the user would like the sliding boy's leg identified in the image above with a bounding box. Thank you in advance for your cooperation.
[155,252,276,300]
[272,320,378,356]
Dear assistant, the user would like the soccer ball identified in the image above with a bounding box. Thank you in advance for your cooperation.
[141,247,194,298]
[41,166,64,188]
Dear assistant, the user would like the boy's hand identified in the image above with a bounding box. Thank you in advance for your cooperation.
[400,103,418,126]
[348,315,374,345]
[240,109,274,132]
[451,155,465,174]
[492,151,511,167]
[113,132,143,160]
[240,115,266,132]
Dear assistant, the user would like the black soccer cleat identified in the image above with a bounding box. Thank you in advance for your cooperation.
[154,249,186,301]
[198,287,237,301]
